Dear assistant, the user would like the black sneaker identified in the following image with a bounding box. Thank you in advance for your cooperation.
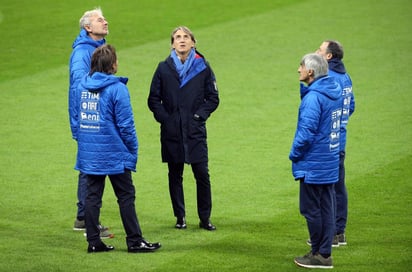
[128,240,161,253]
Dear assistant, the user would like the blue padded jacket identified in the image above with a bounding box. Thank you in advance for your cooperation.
[328,68,355,152]
[289,76,343,184]
[74,72,137,175]
[68,29,105,140]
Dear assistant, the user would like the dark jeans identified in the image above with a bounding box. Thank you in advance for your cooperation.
[168,161,212,222]
[85,170,143,247]
[76,172,88,220]
[300,181,335,256]
[334,151,348,234]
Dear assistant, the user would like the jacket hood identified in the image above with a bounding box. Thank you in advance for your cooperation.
[79,72,128,92]
[328,58,346,74]
[72,28,105,49]
[300,75,341,100]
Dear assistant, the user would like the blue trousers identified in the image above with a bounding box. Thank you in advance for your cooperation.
[85,170,143,247]
[334,151,348,234]
[299,181,335,256]
[167,161,212,222]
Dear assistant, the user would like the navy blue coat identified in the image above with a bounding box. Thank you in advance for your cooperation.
[148,51,219,163]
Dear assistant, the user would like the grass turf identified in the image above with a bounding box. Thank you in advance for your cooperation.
[0,0,411,271]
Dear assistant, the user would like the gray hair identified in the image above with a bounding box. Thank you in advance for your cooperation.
[300,53,328,79]
[79,7,103,29]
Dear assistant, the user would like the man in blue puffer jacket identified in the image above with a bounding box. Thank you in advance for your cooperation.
[68,8,112,237]
[317,40,355,247]
[290,53,343,269]
[74,44,161,253]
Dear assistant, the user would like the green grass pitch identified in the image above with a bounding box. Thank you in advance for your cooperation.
[0,0,411,271]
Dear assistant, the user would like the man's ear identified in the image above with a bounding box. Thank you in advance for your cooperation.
[326,52,333,60]
[84,25,92,33]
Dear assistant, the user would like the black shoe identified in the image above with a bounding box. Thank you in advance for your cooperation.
[128,240,161,253]
[199,220,216,231]
[175,217,187,229]
[87,242,115,253]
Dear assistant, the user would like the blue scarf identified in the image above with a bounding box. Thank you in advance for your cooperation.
[171,49,207,87]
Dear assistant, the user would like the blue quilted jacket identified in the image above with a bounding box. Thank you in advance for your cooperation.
[289,76,343,184]
[68,29,105,140]
[328,59,355,152]
[74,72,138,175]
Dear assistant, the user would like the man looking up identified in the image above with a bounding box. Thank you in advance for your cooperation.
[68,7,112,238]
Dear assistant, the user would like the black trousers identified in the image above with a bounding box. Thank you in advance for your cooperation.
[167,161,212,222]
[85,170,143,247]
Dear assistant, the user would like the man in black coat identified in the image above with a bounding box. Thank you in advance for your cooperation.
[148,26,219,231]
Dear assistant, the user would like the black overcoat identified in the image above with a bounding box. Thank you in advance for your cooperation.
[148,52,219,163]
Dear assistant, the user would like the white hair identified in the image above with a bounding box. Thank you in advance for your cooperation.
[79,7,103,29]
[300,53,328,79]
